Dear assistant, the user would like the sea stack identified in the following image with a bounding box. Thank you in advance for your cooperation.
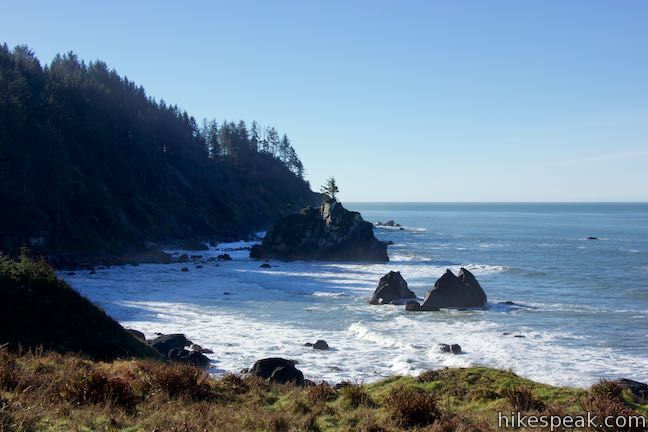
[406,268,487,311]
[369,271,417,305]
[250,196,389,261]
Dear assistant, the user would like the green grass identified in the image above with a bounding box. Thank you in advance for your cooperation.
[0,348,646,432]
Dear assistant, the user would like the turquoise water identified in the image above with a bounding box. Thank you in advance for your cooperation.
[65,203,648,386]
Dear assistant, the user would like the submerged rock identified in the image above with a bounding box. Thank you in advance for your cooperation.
[406,268,487,310]
[249,358,304,385]
[369,271,417,305]
[259,263,272,268]
[250,197,389,262]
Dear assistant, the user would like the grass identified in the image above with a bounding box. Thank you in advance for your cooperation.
[1,347,645,431]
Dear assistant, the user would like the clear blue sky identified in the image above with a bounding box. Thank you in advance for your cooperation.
[3,1,648,201]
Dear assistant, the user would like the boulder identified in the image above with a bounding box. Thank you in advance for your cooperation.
[260,263,272,268]
[147,334,191,357]
[250,197,389,262]
[168,348,210,369]
[369,271,417,305]
[312,340,329,350]
[190,344,214,354]
[217,253,232,261]
[416,268,487,310]
[249,358,304,385]
[438,343,461,354]
[617,378,648,402]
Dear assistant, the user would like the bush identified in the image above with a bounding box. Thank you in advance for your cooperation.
[60,368,137,410]
[581,393,645,432]
[305,383,338,403]
[590,379,624,402]
[504,386,546,412]
[144,362,211,400]
[339,383,374,409]
[387,386,440,427]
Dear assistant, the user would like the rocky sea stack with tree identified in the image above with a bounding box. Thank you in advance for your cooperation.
[250,178,390,261]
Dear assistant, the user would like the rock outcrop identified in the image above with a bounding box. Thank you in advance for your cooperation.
[249,358,304,385]
[250,197,389,262]
[168,348,210,369]
[369,271,417,305]
[147,334,191,357]
[406,268,487,310]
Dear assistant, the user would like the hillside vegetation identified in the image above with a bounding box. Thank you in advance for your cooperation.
[0,253,159,360]
[1,348,647,432]
[0,44,315,258]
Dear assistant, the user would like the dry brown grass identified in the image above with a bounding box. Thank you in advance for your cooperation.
[386,385,441,428]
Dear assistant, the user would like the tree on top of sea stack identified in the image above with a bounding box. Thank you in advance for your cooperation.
[250,178,390,262]
[320,177,339,201]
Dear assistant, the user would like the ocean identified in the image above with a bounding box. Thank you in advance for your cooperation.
[62,203,648,387]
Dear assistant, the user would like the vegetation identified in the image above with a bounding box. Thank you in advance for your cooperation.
[1,348,646,432]
[0,253,159,360]
[321,177,339,201]
[0,44,315,257]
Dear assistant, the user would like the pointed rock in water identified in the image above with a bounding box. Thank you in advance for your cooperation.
[260,263,272,268]
[369,271,417,305]
[250,197,389,262]
[313,340,329,350]
[417,268,487,310]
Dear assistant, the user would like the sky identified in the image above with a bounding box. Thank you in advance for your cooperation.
[2,0,648,201]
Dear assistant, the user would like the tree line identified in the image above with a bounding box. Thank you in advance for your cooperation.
[0,44,314,256]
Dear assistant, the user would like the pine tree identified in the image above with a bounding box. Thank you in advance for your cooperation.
[321,177,339,200]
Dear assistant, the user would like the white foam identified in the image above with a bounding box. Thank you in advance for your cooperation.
[61,255,648,388]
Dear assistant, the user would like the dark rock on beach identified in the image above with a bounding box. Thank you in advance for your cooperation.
[168,348,210,369]
[250,197,389,262]
[249,358,304,385]
[617,378,648,402]
[369,271,417,305]
[147,333,191,357]
[407,268,487,311]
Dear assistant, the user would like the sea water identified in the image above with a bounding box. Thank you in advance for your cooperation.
[62,203,648,387]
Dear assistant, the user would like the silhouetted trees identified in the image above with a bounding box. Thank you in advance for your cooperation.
[0,44,314,255]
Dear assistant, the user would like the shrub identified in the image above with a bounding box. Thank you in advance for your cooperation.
[145,362,211,400]
[580,393,645,432]
[60,368,137,410]
[387,386,440,427]
[590,379,624,402]
[504,386,546,412]
[305,383,338,403]
[268,412,292,432]
[0,349,19,391]
[424,414,494,432]
[339,383,374,409]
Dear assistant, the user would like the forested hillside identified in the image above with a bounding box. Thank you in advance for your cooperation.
[0,44,316,258]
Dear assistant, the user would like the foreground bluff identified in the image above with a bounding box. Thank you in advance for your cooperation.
[250,198,390,261]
